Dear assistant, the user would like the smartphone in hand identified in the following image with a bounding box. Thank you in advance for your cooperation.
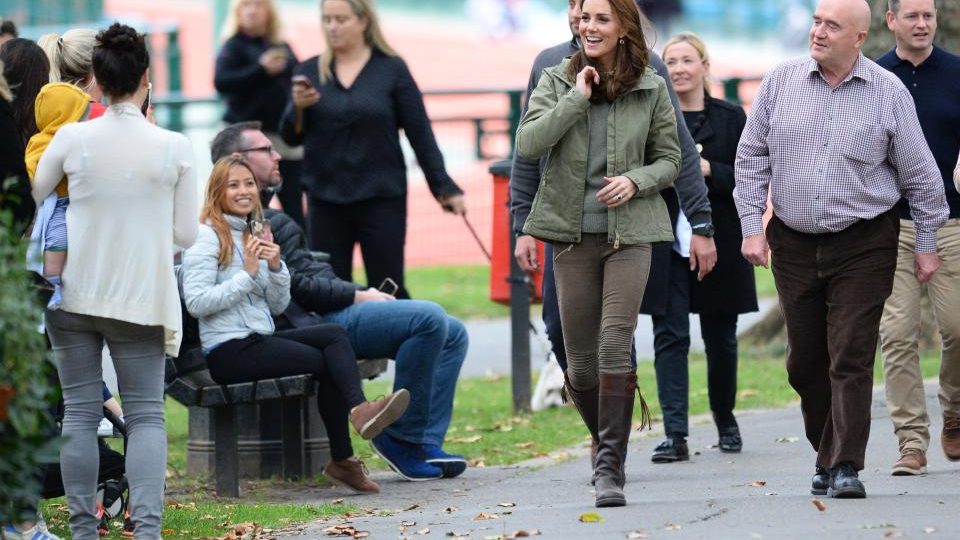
[292,75,313,91]
[248,219,272,242]
[378,277,399,296]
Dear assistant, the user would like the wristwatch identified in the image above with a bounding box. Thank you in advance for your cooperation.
[691,223,715,238]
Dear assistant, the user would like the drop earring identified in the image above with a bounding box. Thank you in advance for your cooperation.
[618,37,624,45]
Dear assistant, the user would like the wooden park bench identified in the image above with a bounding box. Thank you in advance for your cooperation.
[164,348,387,497]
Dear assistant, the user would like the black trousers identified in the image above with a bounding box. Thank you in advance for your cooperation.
[308,194,410,299]
[206,324,366,461]
[769,209,898,470]
[275,159,305,233]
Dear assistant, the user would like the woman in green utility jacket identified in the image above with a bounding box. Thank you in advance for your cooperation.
[515,0,680,509]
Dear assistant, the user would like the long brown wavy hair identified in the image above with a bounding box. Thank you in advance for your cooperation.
[566,0,650,102]
[200,156,262,269]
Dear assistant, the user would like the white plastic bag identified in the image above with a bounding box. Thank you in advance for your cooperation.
[530,352,566,411]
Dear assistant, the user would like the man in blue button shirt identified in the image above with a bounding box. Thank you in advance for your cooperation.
[876,0,960,476]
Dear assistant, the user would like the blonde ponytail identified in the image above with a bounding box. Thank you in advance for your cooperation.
[37,28,97,85]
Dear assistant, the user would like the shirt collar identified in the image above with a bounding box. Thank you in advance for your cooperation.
[807,53,873,84]
[889,45,942,68]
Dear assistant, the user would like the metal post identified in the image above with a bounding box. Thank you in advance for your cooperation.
[166,29,183,132]
[509,231,532,413]
[722,77,742,105]
[506,89,523,159]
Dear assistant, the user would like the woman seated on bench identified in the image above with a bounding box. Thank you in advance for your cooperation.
[181,156,408,494]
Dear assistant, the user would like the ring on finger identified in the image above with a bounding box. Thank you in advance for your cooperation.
[615,193,623,201]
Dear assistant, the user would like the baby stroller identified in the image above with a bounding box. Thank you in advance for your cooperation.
[40,397,133,536]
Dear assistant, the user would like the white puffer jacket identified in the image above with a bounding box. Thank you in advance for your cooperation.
[181,215,290,351]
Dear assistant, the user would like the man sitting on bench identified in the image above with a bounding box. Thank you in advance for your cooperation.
[210,123,471,481]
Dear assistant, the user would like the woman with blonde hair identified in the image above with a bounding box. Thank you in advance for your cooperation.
[215,0,306,228]
[280,0,466,300]
[181,155,410,495]
[658,31,755,455]
[516,0,680,508]
[26,28,107,308]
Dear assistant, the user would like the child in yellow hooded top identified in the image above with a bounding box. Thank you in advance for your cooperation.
[25,82,105,308]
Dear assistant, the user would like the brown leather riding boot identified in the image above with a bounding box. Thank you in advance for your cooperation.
[595,372,651,507]
[563,373,600,484]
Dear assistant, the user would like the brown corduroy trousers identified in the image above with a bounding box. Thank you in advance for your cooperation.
[768,209,899,471]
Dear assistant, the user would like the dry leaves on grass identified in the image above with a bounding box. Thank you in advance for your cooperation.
[515,441,536,449]
[448,435,483,444]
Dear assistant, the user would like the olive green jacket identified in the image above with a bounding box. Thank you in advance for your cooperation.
[516,59,680,247]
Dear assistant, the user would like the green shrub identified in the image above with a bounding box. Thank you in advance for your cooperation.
[0,209,60,524]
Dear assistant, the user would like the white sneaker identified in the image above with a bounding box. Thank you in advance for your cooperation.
[97,417,115,437]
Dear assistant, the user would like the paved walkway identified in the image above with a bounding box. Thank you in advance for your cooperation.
[283,384,960,540]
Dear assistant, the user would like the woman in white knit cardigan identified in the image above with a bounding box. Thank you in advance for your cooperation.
[32,24,197,540]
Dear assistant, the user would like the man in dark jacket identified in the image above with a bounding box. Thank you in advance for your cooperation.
[211,123,470,482]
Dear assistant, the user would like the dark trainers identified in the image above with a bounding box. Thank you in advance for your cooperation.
[811,466,829,495]
[651,436,689,463]
[828,463,866,499]
[718,426,743,453]
[350,389,410,440]
[323,457,380,494]
[370,432,443,481]
[423,444,468,478]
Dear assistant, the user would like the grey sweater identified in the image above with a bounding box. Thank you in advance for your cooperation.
[510,37,712,236]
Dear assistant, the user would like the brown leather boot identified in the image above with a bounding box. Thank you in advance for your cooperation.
[595,372,651,507]
[350,389,410,440]
[564,372,600,484]
[943,416,960,461]
[323,457,380,494]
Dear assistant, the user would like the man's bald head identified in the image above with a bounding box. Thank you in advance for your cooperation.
[810,0,871,76]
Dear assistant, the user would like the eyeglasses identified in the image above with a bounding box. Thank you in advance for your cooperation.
[240,145,276,155]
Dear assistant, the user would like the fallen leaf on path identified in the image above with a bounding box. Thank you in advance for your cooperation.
[417,528,431,535]
[884,532,905,539]
[812,498,826,512]
[401,521,417,527]
[664,523,682,531]
[551,452,571,461]
[497,502,517,508]
[924,528,937,534]
[747,480,767,487]
[445,506,460,513]
[579,512,605,523]
[403,504,420,511]
[474,512,499,520]
[775,436,800,443]
[504,530,541,538]
[626,531,649,538]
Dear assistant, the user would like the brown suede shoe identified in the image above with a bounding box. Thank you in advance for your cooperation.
[323,457,380,494]
[943,416,960,461]
[350,389,410,440]
[891,448,927,476]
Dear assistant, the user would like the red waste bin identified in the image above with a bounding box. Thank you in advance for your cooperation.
[490,161,543,305]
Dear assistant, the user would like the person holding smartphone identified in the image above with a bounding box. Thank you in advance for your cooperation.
[181,155,411,496]
[280,0,466,300]
[215,0,306,228]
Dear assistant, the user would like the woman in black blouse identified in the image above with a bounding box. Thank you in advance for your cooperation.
[214,0,306,229]
[662,32,757,452]
[280,0,465,299]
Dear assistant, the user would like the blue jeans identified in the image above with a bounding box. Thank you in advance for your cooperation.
[322,300,468,446]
